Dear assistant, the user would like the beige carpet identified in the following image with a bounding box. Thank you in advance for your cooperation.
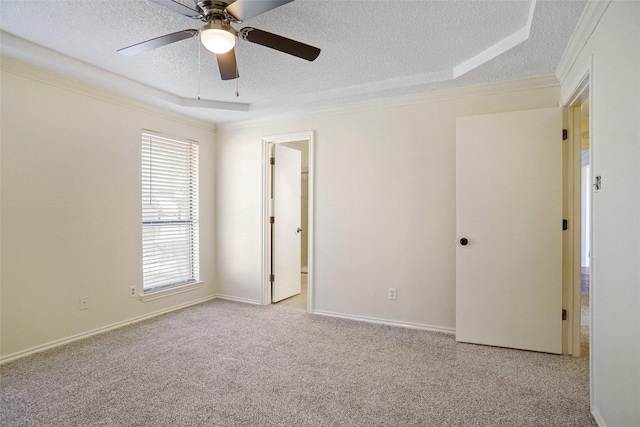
[581,293,590,358]
[1,300,595,426]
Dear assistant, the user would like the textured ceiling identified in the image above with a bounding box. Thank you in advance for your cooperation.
[0,0,586,123]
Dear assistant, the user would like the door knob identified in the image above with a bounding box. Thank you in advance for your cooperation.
[296,227,302,234]
[459,238,469,246]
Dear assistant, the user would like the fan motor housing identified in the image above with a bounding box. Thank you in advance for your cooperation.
[197,1,232,21]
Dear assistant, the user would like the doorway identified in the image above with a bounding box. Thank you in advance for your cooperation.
[579,99,591,357]
[567,85,593,357]
[261,132,314,311]
[562,69,593,411]
[564,72,592,360]
[276,140,309,309]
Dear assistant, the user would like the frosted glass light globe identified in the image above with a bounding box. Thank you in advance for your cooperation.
[201,28,236,54]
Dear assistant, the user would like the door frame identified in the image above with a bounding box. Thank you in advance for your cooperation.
[562,66,592,355]
[561,57,593,408]
[261,131,315,311]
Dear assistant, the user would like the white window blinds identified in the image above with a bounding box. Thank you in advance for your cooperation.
[142,131,199,292]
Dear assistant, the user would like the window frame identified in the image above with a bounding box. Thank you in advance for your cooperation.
[141,130,200,296]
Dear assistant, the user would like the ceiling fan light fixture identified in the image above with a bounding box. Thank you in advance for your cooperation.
[201,23,236,54]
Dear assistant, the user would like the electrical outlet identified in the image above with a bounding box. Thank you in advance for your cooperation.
[388,288,397,300]
[129,286,136,298]
[79,296,89,310]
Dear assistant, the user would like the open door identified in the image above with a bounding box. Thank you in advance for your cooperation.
[456,107,563,354]
[270,144,302,303]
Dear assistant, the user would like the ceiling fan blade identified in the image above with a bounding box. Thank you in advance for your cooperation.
[149,0,201,18]
[216,49,239,80]
[241,27,320,61]
[226,0,293,22]
[117,29,198,56]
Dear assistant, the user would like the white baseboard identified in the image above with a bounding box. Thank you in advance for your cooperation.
[591,406,606,427]
[214,294,262,305]
[214,298,455,337]
[312,309,455,335]
[0,295,216,365]
[2,297,452,364]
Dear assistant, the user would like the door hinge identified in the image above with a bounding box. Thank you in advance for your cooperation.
[562,129,568,140]
[594,175,602,191]
[269,216,275,224]
[270,157,275,165]
[563,219,568,231]
[269,274,275,282]
[562,309,567,320]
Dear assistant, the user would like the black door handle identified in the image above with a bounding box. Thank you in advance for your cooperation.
[459,238,469,246]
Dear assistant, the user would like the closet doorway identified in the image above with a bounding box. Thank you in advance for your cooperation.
[262,132,314,311]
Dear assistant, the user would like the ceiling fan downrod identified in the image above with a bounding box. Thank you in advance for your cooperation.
[196,1,239,23]
[117,0,320,81]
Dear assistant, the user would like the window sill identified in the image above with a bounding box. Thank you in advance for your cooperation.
[139,281,203,302]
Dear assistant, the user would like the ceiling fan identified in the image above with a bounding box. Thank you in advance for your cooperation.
[117,0,321,80]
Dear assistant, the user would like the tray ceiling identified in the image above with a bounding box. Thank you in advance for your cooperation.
[0,0,587,123]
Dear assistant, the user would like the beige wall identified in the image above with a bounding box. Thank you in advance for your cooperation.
[216,82,560,330]
[561,1,640,425]
[0,59,217,359]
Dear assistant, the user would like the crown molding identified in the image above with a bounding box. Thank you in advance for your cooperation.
[217,75,560,132]
[1,55,219,131]
[246,2,536,109]
[454,0,536,78]
[0,31,248,120]
[556,0,612,85]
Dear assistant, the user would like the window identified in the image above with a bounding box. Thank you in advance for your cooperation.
[142,131,199,293]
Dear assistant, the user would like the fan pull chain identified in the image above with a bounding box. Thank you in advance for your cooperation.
[197,39,202,100]
[235,40,240,97]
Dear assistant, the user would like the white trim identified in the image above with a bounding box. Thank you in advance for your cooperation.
[454,0,536,78]
[587,53,596,415]
[561,68,592,357]
[556,0,611,85]
[214,294,262,305]
[561,53,595,415]
[0,296,216,365]
[562,101,587,358]
[0,33,248,113]
[306,135,314,314]
[142,128,199,145]
[1,0,540,123]
[218,75,559,131]
[261,131,315,313]
[0,55,217,132]
[562,67,590,107]
[591,406,606,427]
[313,310,456,335]
[261,131,316,145]
[139,281,203,302]
[262,139,270,305]
[248,3,534,109]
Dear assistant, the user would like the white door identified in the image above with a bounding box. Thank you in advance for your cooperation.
[456,107,562,354]
[271,144,302,303]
